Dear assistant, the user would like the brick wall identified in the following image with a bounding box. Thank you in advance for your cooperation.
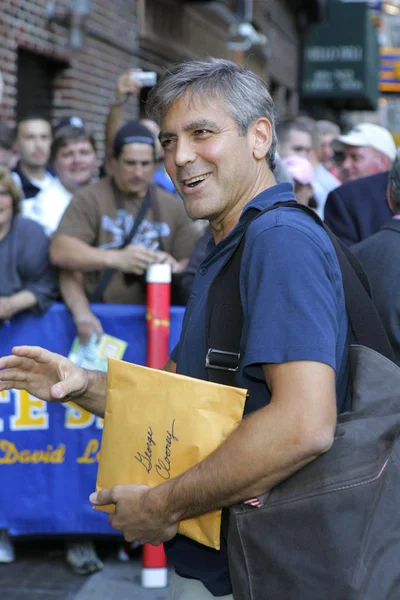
[253,0,300,118]
[1,0,141,155]
[0,0,306,151]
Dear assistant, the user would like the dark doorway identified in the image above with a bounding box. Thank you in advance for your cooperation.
[16,48,66,122]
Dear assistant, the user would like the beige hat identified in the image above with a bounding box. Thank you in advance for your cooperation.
[334,123,397,161]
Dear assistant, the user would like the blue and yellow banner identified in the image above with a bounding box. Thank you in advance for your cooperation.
[0,303,184,536]
[379,47,400,92]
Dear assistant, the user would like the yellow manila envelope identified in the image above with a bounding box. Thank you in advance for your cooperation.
[95,358,247,550]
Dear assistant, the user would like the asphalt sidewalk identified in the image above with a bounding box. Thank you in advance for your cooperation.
[1,540,170,600]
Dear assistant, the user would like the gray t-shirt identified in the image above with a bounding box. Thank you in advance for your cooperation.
[0,216,58,313]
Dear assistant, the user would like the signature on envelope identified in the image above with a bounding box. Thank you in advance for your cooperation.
[134,419,178,480]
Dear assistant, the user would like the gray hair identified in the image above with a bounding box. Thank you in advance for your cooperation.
[146,57,277,171]
[389,151,400,212]
[276,119,314,146]
[316,120,340,138]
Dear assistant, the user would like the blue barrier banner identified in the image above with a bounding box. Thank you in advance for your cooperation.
[0,303,184,536]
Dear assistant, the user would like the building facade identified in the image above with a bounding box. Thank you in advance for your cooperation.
[1,0,324,151]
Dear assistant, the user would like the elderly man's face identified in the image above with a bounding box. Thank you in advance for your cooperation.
[318,134,336,167]
[341,145,389,182]
[160,93,268,224]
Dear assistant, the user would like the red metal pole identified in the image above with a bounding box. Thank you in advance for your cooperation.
[141,263,171,588]
[146,264,171,369]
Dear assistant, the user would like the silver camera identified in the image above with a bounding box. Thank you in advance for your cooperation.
[130,71,157,87]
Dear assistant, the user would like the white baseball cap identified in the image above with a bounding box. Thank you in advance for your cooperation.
[333,123,397,161]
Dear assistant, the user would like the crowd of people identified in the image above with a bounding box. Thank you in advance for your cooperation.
[1,62,399,590]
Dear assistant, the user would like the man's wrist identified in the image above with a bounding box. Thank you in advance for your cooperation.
[84,368,107,405]
[111,94,127,106]
[104,249,119,269]
[147,481,183,526]
[7,295,17,315]
[8,291,36,317]
[73,310,94,325]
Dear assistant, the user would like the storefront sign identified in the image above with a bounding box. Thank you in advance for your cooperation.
[302,2,379,109]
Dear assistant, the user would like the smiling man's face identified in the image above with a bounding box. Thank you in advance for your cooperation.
[160,93,259,225]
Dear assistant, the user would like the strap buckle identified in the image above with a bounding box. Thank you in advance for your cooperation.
[205,348,241,372]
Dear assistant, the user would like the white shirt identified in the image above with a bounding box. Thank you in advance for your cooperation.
[12,170,55,197]
[21,178,72,236]
[313,164,340,220]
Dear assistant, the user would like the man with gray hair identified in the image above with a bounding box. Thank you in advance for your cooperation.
[316,119,341,171]
[0,58,351,599]
[351,152,400,363]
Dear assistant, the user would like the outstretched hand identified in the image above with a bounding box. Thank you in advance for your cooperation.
[0,346,89,402]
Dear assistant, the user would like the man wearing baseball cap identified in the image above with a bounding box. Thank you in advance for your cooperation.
[333,123,396,182]
[50,121,200,342]
[325,123,397,246]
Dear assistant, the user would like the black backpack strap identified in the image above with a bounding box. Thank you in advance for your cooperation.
[206,227,246,386]
[206,201,394,384]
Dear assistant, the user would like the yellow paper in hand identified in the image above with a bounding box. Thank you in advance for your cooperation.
[95,358,247,550]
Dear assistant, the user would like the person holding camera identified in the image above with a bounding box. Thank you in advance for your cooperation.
[50,121,199,343]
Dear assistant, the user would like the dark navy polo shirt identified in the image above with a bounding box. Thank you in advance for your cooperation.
[167,183,350,596]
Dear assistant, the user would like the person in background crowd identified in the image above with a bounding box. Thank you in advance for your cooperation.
[104,69,177,193]
[50,121,199,344]
[0,123,18,170]
[351,152,400,363]
[294,116,340,219]
[332,123,396,183]
[282,154,315,208]
[0,57,351,600]
[316,120,341,174]
[0,165,58,564]
[22,123,98,236]
[12,116,54,199]
[324,124,396,246]
[140,117,176,193]
[0,167,57,322]
[19,119,101,576]
[276,119,313,160]
[104,69,142,168]
[324,171,393,247]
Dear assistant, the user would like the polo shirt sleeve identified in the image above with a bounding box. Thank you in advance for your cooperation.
[241,219,341,379]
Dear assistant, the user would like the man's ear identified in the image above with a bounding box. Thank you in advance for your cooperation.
[252,118,273,161]
[110,157,118,176]
[377,153,391,172]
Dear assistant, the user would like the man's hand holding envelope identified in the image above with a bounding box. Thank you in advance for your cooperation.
[92,358,248,549]
[90,484,180,546]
